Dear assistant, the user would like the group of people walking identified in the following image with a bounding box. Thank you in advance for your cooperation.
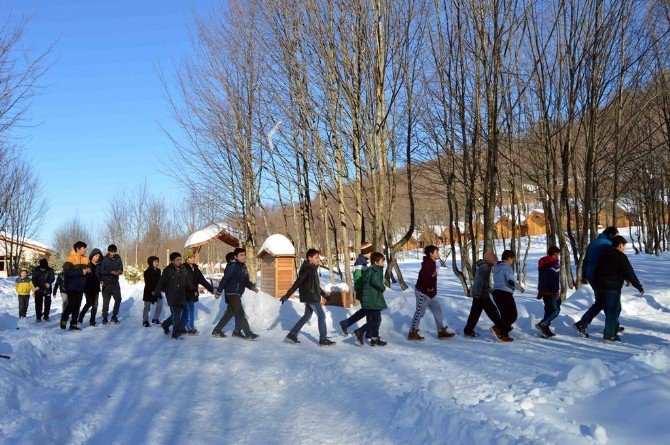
[14,226,643,344]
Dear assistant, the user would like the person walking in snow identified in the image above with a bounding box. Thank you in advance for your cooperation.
[280,248,335,346]
[535,246,561,338]
[78,248,102,327]
[491,250,524,342]
[15,269,34,319]
[211,248,259,340]
[463,250,503,338]
[181,251,214,335]
[53,271,67,315]
[408,245,454,341]
[155,252,195,339]
[574,226,619,337]
[61,241,91,331]
[142,256,162,327]
[222,251,244,338]
[338,242,373,337]
[31,258,55,322]
[353,252,388,346]
[99,244,124,324]
[593,236,643,342]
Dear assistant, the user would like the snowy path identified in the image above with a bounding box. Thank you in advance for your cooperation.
[1,251,670,444]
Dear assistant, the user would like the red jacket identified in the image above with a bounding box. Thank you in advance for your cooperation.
[415,256,438,297]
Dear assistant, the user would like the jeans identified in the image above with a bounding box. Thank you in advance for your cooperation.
[492,290,517,336]
[101,281,122,318]
[181,301,195,331]
[580,289,605,327]
[602,289,622,339]
[411,290,444,331]
[79,290,99,323]
[162,304,185,338]
[143,299,163,322]
[539,294,561,327]
[464,295,502,333]
[343,308,368,328]
[34,290,52,320]
[61,291,83,326]
[289,302,327,342]
[213,294,251,336]
[360,309,382,338]
[18,295,29,317]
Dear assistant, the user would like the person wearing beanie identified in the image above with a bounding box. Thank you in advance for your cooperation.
[32,258,55,322]
[99,244,124,324]
[79,248,103,326]
[142,256,162,327]
[15,269,34,319]
[338,242,373,339]
[181,251,214,334]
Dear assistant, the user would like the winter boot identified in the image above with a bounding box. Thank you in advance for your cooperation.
[245,333,259,340]
[89,321,97,327]
[437,328,455,339]
[407,330,425,341]
[186,328,198,335]
[152,319,160,324]
[353,328,364,345]
[36,317,41,323]
[231,330,245,339]
[370,337,387,347]
[617,326,625,333]
[490,326,512,342]
[111,316,120,324]
[319,338,336,347]
[143,321,150,328]
[463,330,479,338]
[339,320,349,336]
[285,332,300,344]
[604,334,621,342]
[211,330,226,338]
[69,324,81,331]
[573,322,589,338]
[60,319,67,330]
[43,316,50,322]
[102,317,109,325]
[535,322,553,338]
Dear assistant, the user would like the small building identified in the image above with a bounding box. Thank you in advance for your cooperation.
[495,215,528,239]
[524,210,546,236]
[183,222,240,264]
[0,231,55,278]
[258,234,296,298]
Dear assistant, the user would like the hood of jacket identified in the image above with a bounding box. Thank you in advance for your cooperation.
[89,248,103,263]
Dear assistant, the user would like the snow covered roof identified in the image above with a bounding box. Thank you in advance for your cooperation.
[258,234,295,257]
[184,223,240,249]
[0,231,55,253]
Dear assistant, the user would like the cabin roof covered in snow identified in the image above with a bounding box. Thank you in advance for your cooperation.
[258,234,295,257]
[0,231,55,253]
[184,223,239,249]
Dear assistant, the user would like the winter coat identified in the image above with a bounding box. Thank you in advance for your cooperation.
[284,260,325,304]
[98,253,124,284]
[582,233,613,284]
[353,254,369,285]
[361,264,387,310]
[143,257,162,303]
[53,273,66,296]
[415,256,438,298]
[215,260,254,296]
[470,260,492,299]
[31,266,55,294]
[594,248,643,293]
[15,276,34,295]
[85,249,103,294]
[63,250,90,293]
[492,261,522,294]
[537,256,560,296]
[154,263,194,306]
[183,262,214,301]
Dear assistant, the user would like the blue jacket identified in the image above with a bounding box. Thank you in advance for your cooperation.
[538,256,560,295]
[582,233,613,284]
[492,261,522,294]
[215,260,254,296]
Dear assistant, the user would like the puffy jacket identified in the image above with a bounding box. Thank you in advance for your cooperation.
[594,248,643,293]
[183,262,214,301]
[361,264,387,310]
[215,260,255,296]
[284,260,325,304]
[538,256,560,295]
[470,259,492,298]
[15,276,34,295]
[415,256,438,298]
[63,250,90,293]
[154,263,195,306]
[98,253,124,284]
[85,249,103,294]
[582,233,613,284]
[31,266,55,293]
[143,256,161,303]
[492,261,522,294]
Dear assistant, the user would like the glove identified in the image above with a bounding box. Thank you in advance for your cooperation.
[280,295,289,304]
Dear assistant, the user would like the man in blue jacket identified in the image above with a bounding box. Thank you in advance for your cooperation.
[574,226,619,337]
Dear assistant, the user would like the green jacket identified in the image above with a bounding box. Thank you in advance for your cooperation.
[361,264,387,310]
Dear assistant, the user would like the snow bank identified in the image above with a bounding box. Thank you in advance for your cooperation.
[559,359,614,392]
[258,234,295,256]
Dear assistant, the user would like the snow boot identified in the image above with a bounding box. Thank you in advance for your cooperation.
[231,331,245,339]
[339,320,349,336]
[211,330,226,338]
[111,316,120,324]
[245,333,259,340]
[491,326,513,343]
[152,319,160,324]
[617,326,625,333]
[285,333,300,344]
[43,316,50,322]
[573,322,589,338]
[370,337,387,347]
[604,335,621,342]
[353,328,365,346]
[407,330,425,341]
[36,317,41,323]
[89,321,97,327]
[102,317,109,325]
[60,319,67,330]
[535,322,554,338]
[463,330,480,338]
[69,324,81,331]
[186,328,198,335]
[437,328,455,339]
[319,338,336,347]
[143,321,151,328]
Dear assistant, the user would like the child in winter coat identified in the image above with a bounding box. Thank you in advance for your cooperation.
[408,245,454,340]
[15,269,34,318]
[142,256,162,327]
[32,258,55,322]
[79,248,102,327]
[536,246,561,338]
[338,242,373,336]
[491,250,524,342]
[353,252,388,346]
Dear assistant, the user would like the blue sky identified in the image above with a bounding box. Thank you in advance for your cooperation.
[2,0,211,245]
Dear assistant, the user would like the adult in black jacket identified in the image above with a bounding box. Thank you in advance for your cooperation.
[155,252,195,339]
[79,248,103,326]
[280,249,334,346]
[181,253,214,334]
[98,244,124,324]
[142,256,162,326]
[32,258,55,322]
[593,236,643,342]
[212,248,258,339]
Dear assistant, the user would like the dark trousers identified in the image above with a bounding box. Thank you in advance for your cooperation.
[101,281,121,318]
[360,309,382,338]
[61,291,83,325]
[213,294,251,336]
[344,308,369,328]
[34,290,51,319]
[492,290,517,336]
[602,289,622,339]
[464,295,502,333]
[539,294,561,327]
[80,291,99,322]
[18,295,29,318]
[580,289,605,327]
[163,304,185,338]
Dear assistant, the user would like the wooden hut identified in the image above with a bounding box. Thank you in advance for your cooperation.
[258,234,296,298]
[184,223,240,256]
[524,210,546,236]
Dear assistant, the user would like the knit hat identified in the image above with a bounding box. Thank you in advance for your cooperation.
[39,258,49,268]
[183,251,195,261]
[360,242,373,255]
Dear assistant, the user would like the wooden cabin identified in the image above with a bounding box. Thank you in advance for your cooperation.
[258,234,296,298]
[524,210,547,236]
[495,215,529,239]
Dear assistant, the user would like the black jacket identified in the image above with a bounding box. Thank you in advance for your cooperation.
[53,273,66,296]
[154,263,195,306]
[284,260,325,304]
[85,249,103,294]
[184,262,214,301]
[215,261,255,296]
[143,267,162,302]
[98,254,124,284]
[31,266,55,294]
[594,248,643,292]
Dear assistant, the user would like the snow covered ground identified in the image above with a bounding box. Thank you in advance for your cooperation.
[1,244,669,444]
